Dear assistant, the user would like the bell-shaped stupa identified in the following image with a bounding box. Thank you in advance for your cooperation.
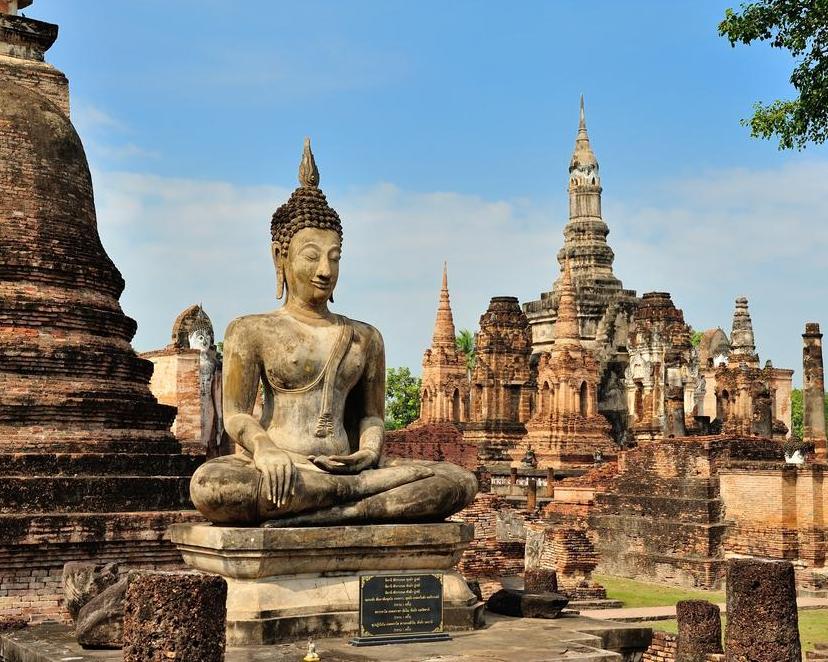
[0,5,201,622]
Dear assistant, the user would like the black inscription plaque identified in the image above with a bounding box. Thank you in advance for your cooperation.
[351,573,450,646]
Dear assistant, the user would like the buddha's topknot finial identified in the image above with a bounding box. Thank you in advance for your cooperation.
[298,137,320,188]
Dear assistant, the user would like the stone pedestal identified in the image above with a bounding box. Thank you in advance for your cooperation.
[168,522,484,645]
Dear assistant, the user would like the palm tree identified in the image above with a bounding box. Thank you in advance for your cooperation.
[455,329,476,378]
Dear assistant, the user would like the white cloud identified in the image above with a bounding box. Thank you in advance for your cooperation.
[92,161,828,383]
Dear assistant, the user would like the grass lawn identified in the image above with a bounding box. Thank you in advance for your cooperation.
[651,610,828,653]
[595,574,725,608]
[595,574,828,653]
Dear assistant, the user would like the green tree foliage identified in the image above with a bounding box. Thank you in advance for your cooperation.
[689,329,704,348]
[385,367,421,430]
[719,1,828,149]
[789,388,828,439]
[455,329,476,374]
[791,388,803,438]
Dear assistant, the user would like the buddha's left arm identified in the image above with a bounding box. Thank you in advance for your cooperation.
[358,327,385,464]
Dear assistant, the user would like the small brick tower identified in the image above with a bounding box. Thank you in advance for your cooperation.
[418,263,469,424]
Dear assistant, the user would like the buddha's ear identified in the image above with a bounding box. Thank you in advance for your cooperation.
[271,242,286,300]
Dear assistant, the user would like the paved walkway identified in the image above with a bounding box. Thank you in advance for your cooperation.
[580,597,828,622]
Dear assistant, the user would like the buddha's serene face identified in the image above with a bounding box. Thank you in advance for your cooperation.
[279,227,341,306]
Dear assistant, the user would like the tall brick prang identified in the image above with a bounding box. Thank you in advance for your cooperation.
[418,263,469,424]
[0,6,201,622]
[515,261,615,469]
[803,322,827,458]
[464,297,534,465]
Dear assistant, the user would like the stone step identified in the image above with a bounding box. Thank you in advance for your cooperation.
[0,510,203,547]
[0,452,202,476]
[0,398,176,429]
[0,475,193,513]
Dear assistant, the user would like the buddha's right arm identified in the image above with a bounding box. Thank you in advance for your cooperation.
[222,319,269,455]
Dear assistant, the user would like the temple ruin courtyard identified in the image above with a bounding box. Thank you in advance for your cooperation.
[2,1,828,661]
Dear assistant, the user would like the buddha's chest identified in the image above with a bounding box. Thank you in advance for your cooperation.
[261,324,365,392]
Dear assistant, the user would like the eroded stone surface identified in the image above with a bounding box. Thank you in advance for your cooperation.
[675,599,722,662]
[725,559,801,662]
[122,572,226,662]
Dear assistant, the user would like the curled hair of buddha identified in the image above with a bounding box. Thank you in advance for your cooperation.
[270,138,343,255]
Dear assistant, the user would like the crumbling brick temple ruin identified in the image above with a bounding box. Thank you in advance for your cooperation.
[0,8,200,621]
[405,96,824,595]
[141,304,226,457]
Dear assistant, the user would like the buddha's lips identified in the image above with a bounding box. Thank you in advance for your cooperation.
[311,279,331,289]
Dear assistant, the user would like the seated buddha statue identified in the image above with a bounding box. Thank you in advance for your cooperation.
[190,140,478,527]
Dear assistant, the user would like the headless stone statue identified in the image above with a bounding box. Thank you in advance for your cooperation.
[190,140,477,526]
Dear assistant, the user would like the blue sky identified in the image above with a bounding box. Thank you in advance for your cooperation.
[30,1,828,382]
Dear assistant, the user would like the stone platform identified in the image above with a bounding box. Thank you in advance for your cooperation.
[0,613,653,661]
[168,522,484,645]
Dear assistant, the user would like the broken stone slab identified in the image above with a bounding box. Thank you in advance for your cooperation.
[62,561,121,620]
[122,571,227,662]
[75,577,127,649]
[486,588,569,619]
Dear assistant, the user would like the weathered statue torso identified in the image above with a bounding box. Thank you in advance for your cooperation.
[233,311,374,459]
[190,140,477,526]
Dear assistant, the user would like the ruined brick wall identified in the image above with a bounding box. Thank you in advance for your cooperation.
[641,631,723,662]
[525,523,606,599]
[0,512,200,623]
[383,423,478,471]
[450,492,524,579]
[642,631,677,661]
[591,437,790,589]
[720,463,826,567]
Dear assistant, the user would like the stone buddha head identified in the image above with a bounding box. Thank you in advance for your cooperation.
[188,308,214,351]
[271,139,343,307]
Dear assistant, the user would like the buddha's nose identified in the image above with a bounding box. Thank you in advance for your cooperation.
[316,258,332,280]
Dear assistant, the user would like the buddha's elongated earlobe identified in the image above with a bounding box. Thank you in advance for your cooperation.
[276,266,285,300]
[272,242,286,300]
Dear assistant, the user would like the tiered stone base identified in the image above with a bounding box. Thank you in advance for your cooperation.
[169,522,484,645]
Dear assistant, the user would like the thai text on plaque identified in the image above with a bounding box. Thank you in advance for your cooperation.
[359,573,444,638]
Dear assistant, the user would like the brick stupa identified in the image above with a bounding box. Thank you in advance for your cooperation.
[0,7,201,621]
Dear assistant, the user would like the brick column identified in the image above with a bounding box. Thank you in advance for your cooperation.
[803,323,827,458]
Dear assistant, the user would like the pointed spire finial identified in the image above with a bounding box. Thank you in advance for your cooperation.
[298,137,320,188]
[442,261,448,291]
[579,94,586,131]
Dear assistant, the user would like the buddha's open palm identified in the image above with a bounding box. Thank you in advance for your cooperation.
[309,449,376,475]
[253,444,296,506]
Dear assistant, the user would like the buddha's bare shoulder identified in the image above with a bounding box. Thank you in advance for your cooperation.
[223,312,284,342]
[340,315,383,350]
